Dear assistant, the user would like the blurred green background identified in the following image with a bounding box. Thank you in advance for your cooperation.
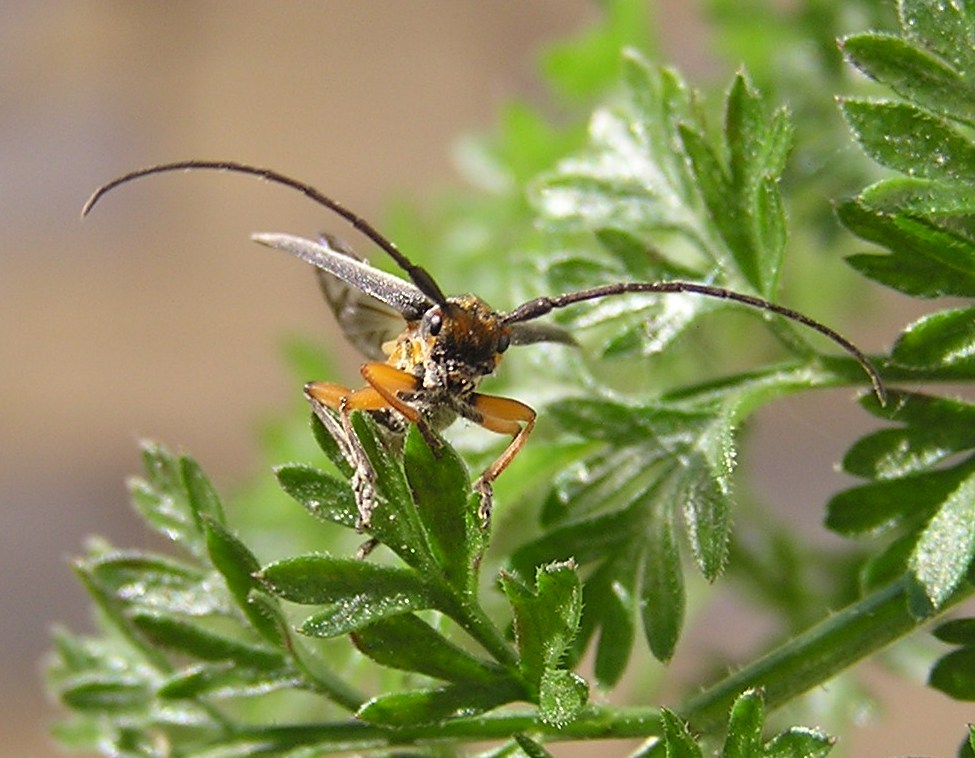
[1,3,969,756]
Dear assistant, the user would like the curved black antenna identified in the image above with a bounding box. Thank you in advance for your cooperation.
[503,281,887,405]
[82,160,448,305]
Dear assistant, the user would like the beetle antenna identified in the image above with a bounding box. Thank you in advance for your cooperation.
[82,160,449,305]
[503,281,886,404]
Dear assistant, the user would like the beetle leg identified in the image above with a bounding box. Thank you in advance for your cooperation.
[468,393,536,528]
[360,362,440,451]
[305,379,399,531]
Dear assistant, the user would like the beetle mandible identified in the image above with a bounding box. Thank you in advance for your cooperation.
[84,160,886,531]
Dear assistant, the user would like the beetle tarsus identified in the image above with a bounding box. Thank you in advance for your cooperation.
[473,478,494,529]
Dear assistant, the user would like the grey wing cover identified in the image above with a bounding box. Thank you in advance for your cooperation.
[252,232,430,360]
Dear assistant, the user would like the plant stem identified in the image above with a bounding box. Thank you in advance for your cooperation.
[681,576,975,732]
[206,705,663,753]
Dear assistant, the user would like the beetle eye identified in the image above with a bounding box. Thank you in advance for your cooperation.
[428,311,443,336]
[497,333,510,353]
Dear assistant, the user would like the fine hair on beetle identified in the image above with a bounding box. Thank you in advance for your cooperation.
[84,160,887,532]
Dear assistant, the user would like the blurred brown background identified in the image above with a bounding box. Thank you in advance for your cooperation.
[2,3,971,756]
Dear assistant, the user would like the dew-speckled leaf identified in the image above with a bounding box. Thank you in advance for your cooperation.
[260,554,440,637]
[403,425,477,592]
[180,455,225,527]
[641,497,684,662]
[501,561,582,688]
[843,33,975,125]
[908,470,975,608]
[826,462,972,535]
[892,307,975,374]
[539,668,589,727]
[158,662,298,699]
[202,516,283,645]
[351,613,505,684]
[549,398,709,447]
[724,72,792,293]
[722,689,764,758]
[84,552,224,617]
[843,392,975,479]
[128,610,284,670]
[861,177,975,216]
[309,411,355,478]
[129,442,201,552]
[660,708,703,758]
[274,464,358,529]
[348,412,431,559]
[761,727,834,758]
[356,680,523,726]
[899,0,975,76]
[842,99,975,184]
[679,406,737,580]
[840,200,975,298]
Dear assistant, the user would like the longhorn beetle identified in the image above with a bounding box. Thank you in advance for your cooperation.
[84,160,886,531]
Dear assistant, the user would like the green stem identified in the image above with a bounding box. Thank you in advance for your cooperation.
[681,576,975,732]
[206,705,662,752]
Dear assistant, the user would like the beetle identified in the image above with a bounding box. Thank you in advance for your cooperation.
[84,160,886,531]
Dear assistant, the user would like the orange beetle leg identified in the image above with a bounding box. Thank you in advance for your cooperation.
[469,393,537,527]
[360,361,441,449]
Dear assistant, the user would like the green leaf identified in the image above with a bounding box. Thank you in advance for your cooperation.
[722,72,793,293]
[513,734,557,758]
[722,689,764,758]
[356,680,523,726]
[660,708,703,758]
[539,668,589,727]
[259,554,441,637]
[82,552,223,616]
[679,403,737,580]
[180,455,225,527]
[349,412,433,562]
[908,469,975,608]
[860,177,975,216]
[899,0,975,76]
[842,33,975,125]
[158,661,299,699]
[274,464,358,530]
[309,411,354,478]
[587,561,638,688]
[843,392,975,479]
[128,442,203,553]
[892,307,975,374]
[202,517,284,645]
[351,614,507,685]
[842,99,975,184]
[933,617,975,646]
[929,647,975,700]
[403,425,482,593]
[761,727,834,758]
[826,459,975,536]
[128,610,284,669]
[59,676,151,714]
[501,561,583,689]
[642,491,684,662]
[840,201,975,298]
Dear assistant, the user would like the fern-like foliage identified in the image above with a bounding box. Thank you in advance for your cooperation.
[46,0,975,755]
